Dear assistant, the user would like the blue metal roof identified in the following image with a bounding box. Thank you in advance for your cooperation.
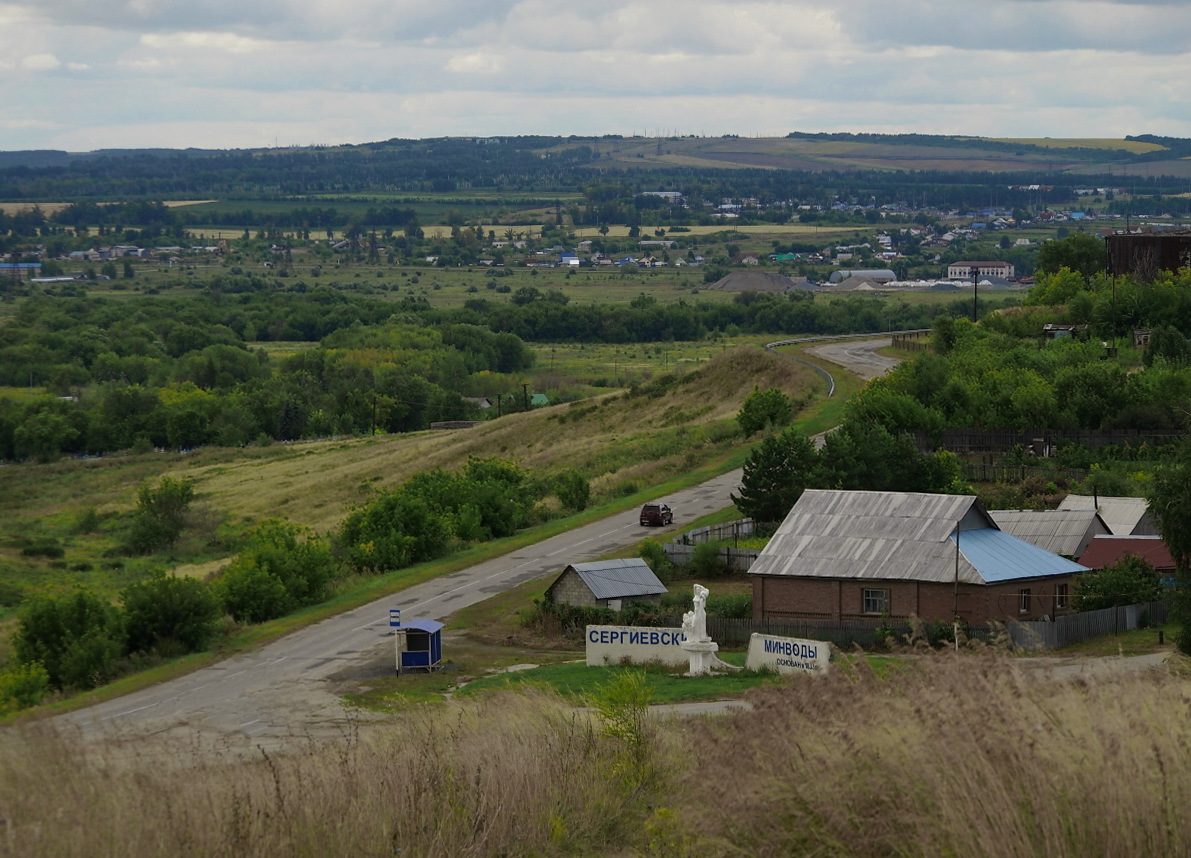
[952,528,1088,583]
[401,619,444,634]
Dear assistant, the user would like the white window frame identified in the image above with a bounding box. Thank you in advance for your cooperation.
[863,588,888,615]
[1018,588,1031,614]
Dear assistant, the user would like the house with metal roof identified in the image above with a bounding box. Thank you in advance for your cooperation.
[1078,535,1175,583]
[1057,495,1157,536]
[546,559,667,612]
[750,490,1088,625]
[988,508,1109,558]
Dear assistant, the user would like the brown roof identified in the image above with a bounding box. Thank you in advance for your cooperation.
[1077,535,1174,571]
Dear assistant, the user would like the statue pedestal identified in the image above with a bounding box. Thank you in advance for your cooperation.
[681,639,719,676]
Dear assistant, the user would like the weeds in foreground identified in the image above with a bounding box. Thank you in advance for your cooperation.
[1,655,1188,856]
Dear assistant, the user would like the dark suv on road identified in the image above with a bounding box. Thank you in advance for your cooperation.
[639,502,673,526]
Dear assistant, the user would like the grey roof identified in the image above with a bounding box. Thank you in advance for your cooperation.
[749,489,1085,585]
[564,559,667,600]
[988,509,1109,557]
[1057,495,1157,536]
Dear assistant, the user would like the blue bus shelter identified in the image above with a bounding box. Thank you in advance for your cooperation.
[394,618,444,674]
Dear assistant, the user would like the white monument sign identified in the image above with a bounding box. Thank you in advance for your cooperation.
[746,633,831,676]
[585,625,689,667]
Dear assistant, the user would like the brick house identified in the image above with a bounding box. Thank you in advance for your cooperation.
[546,559,667,612]
[750,490,1088,625]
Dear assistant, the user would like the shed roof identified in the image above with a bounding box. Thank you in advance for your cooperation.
[1077,535,1174,571]
[749,489,1086,585]
[562,558,667,600]
[988,508,1108,557]
[1057,495,1155,536]
[400,619,445,634]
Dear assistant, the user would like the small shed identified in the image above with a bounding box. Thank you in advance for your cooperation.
[546,558,667,611]
[394,619,444,674]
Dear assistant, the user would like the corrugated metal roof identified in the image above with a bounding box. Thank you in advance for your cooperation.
[750,489,1085,585]
[988,509,1107,557]
[950,528,1088,583]
[568,559,667,601]
[1058,495,1154,536]
[1078,535,1174,571]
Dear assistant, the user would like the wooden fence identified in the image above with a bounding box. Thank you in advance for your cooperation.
[1008,600,1168,651]
[917,428,1184,456]
[662,545,759,572]
[670,519,757,546]
[962,463,1090,484]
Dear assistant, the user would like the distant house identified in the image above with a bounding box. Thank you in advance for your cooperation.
[749,490,1087,625]
[1057,495,1158,536]
[462,396,492,410]
[988,508,1109,559]
[546,559,667,611]
[828,269,896,284]
[1078,535,1176,584]
[946,260,1015,280]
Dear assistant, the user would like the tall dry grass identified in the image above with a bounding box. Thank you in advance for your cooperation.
[5,655,1184,856]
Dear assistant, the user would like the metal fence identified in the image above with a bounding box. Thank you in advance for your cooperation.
[671,519,757,546]
[1008,600,1168,651]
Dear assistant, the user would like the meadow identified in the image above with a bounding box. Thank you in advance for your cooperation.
[2,652,1186,856]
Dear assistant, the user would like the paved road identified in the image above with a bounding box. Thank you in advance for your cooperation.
[63,469,745,748]
[806,337,899,381]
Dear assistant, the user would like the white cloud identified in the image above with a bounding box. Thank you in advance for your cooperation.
[21,53,60,70]
[2,0,1191,150]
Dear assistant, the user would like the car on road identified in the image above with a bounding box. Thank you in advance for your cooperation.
[639,502,674,526]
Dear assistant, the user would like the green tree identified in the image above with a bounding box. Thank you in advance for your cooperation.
[1147,443,1191,653]
[13,591,126,690]
[554,469,591,512]
[1072,554,1164,613]
[121,572,222,655]
[1035,233,1105,282]
[731,427,819,523]
[736,388,794,435]
[127,476,196,553]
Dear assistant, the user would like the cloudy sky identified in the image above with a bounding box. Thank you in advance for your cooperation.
[2,0,1190,152]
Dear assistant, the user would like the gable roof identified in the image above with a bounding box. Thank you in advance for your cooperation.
[1077,535,1175,572]
[987,508,1108,558]
[1057,495,1156,536]
[558,559,666,600]
[749,489,1086,585]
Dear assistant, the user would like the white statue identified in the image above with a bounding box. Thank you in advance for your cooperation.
[690,583,709,641]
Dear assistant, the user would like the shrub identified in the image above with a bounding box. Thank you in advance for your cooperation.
[14,591,125,690]
[736,388,794,435]
[121,572,222,656]
[218,520,338,622]
[0,662,51,713]
[689,542,728,578]
[126,477,196,553]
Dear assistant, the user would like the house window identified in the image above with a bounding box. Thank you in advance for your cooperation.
[863,588,888,615]
[1018,588,1032,614]
[1056,584,1068,610]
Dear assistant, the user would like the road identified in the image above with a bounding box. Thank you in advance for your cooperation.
[62,470,745,749]
[60,337,900,750]
[806,337,899,381]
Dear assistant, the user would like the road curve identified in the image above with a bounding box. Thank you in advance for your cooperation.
[62,470,744,748]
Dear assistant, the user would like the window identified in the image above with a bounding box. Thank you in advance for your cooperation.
[863,588,888,615]
[1056,584,1069,610]
[1018,588,1031,614]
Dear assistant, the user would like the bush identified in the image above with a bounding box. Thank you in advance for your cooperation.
[20,539,64,558]
[737,388,794,435]
[0,662,51,713]
[689,542,728,578]
[14,591,125,690]
[126,477,195,553]
[218,520,338,622]
[121,572,223,655]
[707,593,752,619]
[218,562,292,624]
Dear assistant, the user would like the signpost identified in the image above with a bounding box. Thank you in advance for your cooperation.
[389,608,401,627]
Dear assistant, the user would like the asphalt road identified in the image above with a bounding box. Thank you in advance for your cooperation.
[60,337,900,749]
[62,469,745,748]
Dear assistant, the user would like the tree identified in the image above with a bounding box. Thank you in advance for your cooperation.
[121,572,222,655]
[127,476,196,553]
[1072,554,1164,612]
[731,427,819,523]
[13,591,125,690]
[1035,233,1105,282]
[736,388,794,436]
[1147,442,1191,653]
[218,520,337,622]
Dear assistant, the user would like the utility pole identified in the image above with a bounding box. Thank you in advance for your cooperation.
[972,268,979,323]
[521,382,529,410]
